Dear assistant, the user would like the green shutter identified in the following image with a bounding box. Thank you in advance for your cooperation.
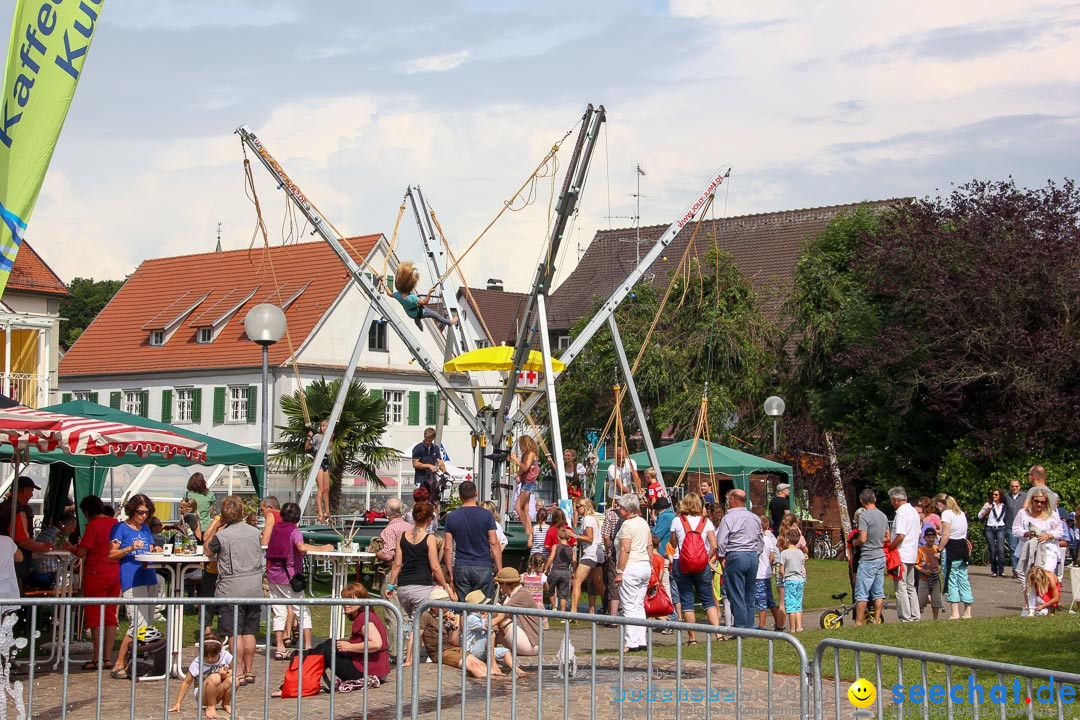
[212,387,226,424]
[247,385,258,423]
[368,388,382,400]
[139,390,149,418]
[386,275,394,292]
[61,392,72,403]
[191,388,202,422]
[109,391,121,409]
[161,389,172,423]
[425,392,437,426]
[89,392,98,404]
[407,391,420,426]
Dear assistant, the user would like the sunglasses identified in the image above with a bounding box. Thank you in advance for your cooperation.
[1032,499,1047,504]
[134,509,149,516]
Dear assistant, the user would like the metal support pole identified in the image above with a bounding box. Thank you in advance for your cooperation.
[535,295,567,500]
[261,344,271,494]
[298,304,377,517]
[607,315,661,485]
[772,419,778,456]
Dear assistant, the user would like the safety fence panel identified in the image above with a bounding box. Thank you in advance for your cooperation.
[410,599,810,720]
[812,638,1080,720]
[0,596,404,720]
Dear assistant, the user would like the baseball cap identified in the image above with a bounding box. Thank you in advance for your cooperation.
[653,497,670,511]
[16,477,40,490]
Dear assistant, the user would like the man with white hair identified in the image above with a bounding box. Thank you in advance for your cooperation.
[888,487,921,622]
[613,494,652,652]
[716,489,763,629]
[377,497,412,662]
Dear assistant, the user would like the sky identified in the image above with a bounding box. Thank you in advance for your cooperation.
[5,0,1079,293]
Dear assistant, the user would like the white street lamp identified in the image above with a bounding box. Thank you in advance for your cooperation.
[245,304,287,491]
[764,395,786,456]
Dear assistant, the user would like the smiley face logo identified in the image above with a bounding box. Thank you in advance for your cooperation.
[848,678,876,709]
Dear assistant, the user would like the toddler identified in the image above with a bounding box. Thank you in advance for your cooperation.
[169,633,233,718]
[544,527,576,612]
[522,553,549,629]
[780,529,807,632]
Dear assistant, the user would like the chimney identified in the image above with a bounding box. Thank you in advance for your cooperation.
[486,278,504,292]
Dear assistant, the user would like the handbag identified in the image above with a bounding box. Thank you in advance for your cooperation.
[290,571,307,593]
[644,583,674,618]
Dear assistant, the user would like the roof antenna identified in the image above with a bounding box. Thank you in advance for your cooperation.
[633,163,646,264]
[215,222,223,252]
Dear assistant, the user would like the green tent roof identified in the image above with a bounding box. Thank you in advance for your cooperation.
[597,439,792,480]
[23,400,264,494]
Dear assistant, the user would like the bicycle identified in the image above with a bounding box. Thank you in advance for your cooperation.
[819,591,888,629]
[809,526,844,560]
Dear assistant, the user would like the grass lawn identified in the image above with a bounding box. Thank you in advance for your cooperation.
[800,559,860,610]
[644,615,1080,714]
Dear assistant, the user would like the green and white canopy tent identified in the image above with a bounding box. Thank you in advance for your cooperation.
[2,400,264,525]
[596,438,793,506]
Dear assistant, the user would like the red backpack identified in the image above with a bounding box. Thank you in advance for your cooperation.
[678,516,709,574]
[280,653,325,698]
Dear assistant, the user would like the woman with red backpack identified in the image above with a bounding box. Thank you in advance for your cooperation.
[670,492,721,643]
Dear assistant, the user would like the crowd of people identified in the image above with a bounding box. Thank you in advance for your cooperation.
[0,436,1074,704]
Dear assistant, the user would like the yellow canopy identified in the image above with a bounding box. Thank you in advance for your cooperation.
[443,347,566,373]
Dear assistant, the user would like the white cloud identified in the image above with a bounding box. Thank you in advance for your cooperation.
[401,50,471,74]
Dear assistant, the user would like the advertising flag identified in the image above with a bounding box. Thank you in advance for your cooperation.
[0,0,104,297]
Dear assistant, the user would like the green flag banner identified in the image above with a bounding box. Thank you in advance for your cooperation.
[0,0,104,297]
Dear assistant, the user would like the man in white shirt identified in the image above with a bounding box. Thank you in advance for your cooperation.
[605,447,641,503]
[889,487,921,622]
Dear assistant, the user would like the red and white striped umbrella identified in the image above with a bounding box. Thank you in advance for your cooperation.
[0,406,207,462]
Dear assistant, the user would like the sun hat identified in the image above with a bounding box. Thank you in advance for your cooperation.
[429,587,450,601]
[493,567,522,584]
[464,590,491,605]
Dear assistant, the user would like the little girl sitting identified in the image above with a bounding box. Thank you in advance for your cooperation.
[385,261,457,329]
[169,633,233,718]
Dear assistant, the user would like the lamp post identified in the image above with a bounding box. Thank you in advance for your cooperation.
[763,395,785,456]
[245,304,287,495]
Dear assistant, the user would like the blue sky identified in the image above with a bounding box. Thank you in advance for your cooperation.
[4,0,1078,291]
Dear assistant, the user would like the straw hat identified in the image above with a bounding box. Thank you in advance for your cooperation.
[464,590,491,605]
[494,567,522,584]
[429,587,450,601]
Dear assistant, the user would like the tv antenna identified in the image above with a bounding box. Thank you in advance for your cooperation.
[633,163,646,264]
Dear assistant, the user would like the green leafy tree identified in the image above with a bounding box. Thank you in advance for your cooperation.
[273,378,398,515]
[554,248,778,453]
[59,277,125,348]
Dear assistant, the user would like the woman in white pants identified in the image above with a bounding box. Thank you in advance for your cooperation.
[265,502,333,657]
[614,494,653,652]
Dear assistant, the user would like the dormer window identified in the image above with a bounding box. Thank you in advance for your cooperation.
[197,327,213,344]
[150,330,165,346]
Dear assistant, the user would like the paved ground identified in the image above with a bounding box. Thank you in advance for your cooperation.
[9,564,1072,719]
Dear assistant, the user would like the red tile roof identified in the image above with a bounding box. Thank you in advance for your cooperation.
[457,287,530,345]
[60,237,380,377]
[546,201,901,330]
[6,241,69,297]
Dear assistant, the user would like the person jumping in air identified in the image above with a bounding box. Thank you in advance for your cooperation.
[384,261,457,330]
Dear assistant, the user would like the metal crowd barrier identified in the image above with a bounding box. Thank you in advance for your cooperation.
[812,638,1080,720]
[410,599,810,720]
[0,596,404,720]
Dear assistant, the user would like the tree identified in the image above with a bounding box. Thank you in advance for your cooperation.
[59,277,125,349]
[785,179,1080,491]
[273,378,399,515]
[554,247,779,455]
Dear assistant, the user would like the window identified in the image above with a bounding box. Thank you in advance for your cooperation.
[197,328,213,344]
[123,390,144,416]
[149,330,165,346]
[74,391,93,401]
[557,335,571,350]
[174,388,195,423]
[475,339,491,349]
[227,385,248,423]
[368,320,388,352]
[384,390,404,425]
